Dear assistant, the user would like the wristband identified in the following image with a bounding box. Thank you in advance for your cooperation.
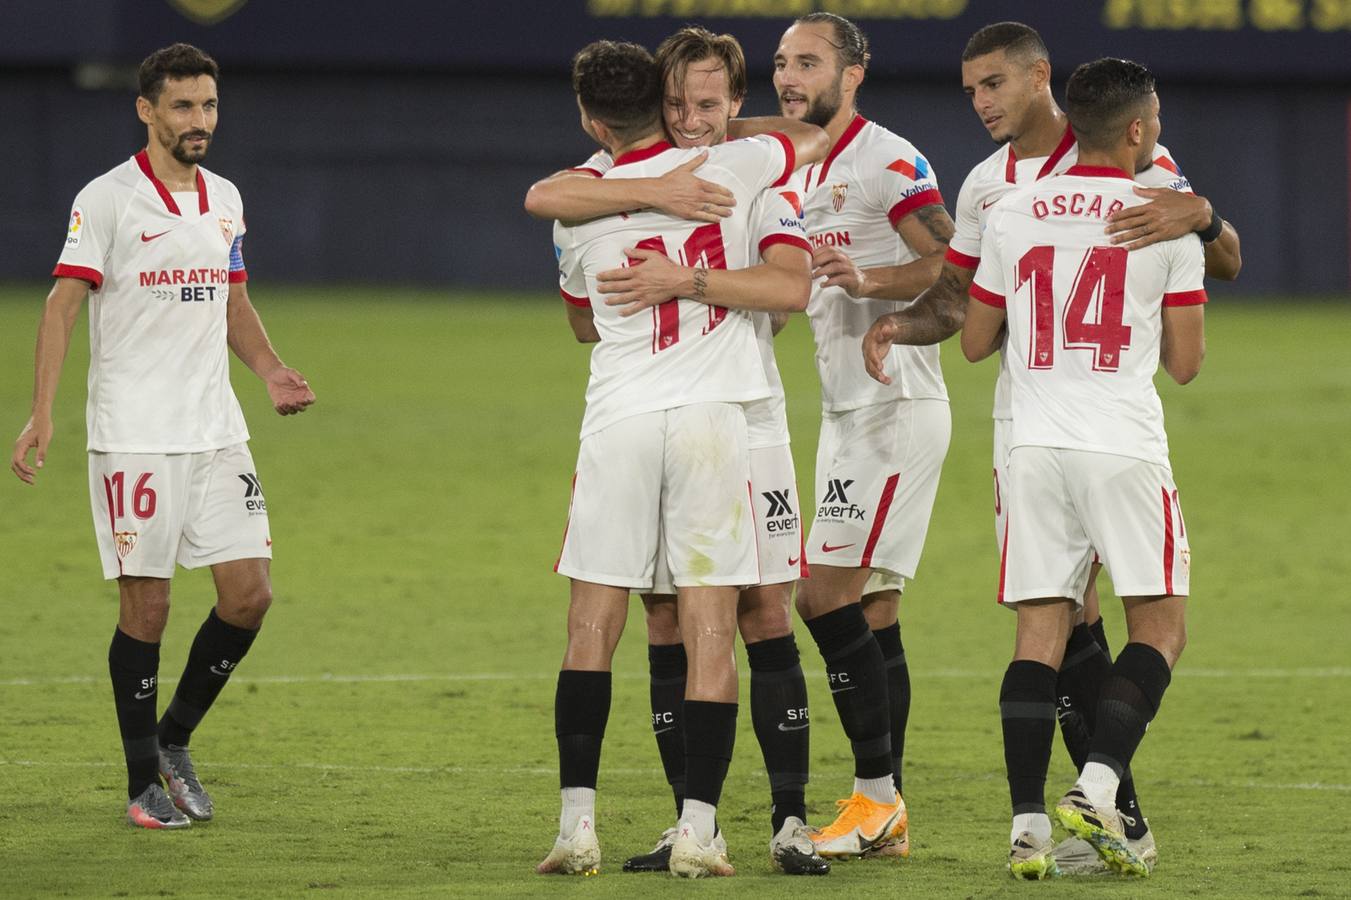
[1197,211,1223,243]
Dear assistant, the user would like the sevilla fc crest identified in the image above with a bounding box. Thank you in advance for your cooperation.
[114,531,138,559]
[831,183,848,213]
[219,217,236,245]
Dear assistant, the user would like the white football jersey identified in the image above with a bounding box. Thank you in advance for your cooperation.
[799,115,948,411]
[556,135,795,438]
[944,126,1193,420]
[970,165,1207,466]
[54,151,249,453]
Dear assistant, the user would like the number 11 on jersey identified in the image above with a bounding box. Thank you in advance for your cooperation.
[630,223,730,355]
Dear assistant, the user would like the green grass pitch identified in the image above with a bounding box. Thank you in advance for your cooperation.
[1,285,1349,897]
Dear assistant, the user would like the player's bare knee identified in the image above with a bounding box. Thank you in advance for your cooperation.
[860,590,899,630]
[736,585,791,643]
[219,581,272,629]
[641,593,681,644]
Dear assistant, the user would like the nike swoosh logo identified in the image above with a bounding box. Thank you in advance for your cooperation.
[133,690,155,700]
[141,230,171,242]
[821,542,855,553]
[829,685,857,694]
[981,198,999,210]
[653,726,676,735]
[209,666,231,676]
[777,722,809,732]
[788,555,801,567]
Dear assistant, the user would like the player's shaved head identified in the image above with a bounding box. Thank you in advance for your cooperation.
[1066,58,1156,152]
[139,43,219,104]
[962,22,1049,67]
[571,40,662,142]
[656,26,746,104]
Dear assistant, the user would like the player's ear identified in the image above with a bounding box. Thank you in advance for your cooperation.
[1029,58,1051,91]
[135,95,154,126]
[1125,117,1144,149]
[729,96,744,118]
[842,64,865,94]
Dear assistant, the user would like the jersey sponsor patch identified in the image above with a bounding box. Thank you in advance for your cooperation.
[67,207,84,247]
[779,191,804,218]
[886,154,931,180]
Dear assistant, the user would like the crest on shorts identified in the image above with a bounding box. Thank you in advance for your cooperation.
[830,183,848,213]
[219,217,235,245]
[114,531,138,559]
[165,0,249,25]
[1180,548,1191,577]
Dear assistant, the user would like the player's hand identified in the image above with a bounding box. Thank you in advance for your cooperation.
[266,367,315,416]
[650,153,736,223]
[11,416,52,484]
[812,245,870,298]
[862,314,901,385]
[597,248,686,316]
[1105,187,1211,250]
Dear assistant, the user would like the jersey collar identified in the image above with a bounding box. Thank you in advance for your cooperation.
[809,113,866,190]
[1063,164,1134,180]
[1005,123,1077,183]
[134,149,210,216]
[612,140,673,168]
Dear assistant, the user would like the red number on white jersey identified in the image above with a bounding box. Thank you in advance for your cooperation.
[1017,245,1132,372]
[633,223,730,353]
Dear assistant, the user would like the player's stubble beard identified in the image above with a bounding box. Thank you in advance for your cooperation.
[795,75,844,129]
[162,126,212,165]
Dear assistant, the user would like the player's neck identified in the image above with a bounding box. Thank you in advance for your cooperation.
[608,130,667,162]
[823,105,860,150]
[143,142,199,192]
[1008,102,1068,161]
[1075,146,1136,176]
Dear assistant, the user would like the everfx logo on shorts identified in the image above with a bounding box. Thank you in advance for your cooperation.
[761,488,798,536]
[239,472,267,515]
[818,478,866,521]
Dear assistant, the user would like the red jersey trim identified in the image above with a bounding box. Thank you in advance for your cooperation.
[767,131,795,188]
[945,246,980,269]
[1004,144,1017,184]
[969,282,1005,308]
[814,114,866,189]
[228,270,248,283]
[1163,289,1207,307]
[886,188,945,228]
[196,169,210,214]
[134,150,208,216]
[1161,486,1175,595]
[613,140,673,168]
[53,263,103,289]
[1037,125,1077,180]
[1064,164,1134,180]
[561,288,591,308]
[860,473,900,568]
[758,233,811,257]
[566,167,604,178]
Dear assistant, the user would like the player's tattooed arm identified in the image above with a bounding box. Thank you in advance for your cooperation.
[12,277,86,484]
[226,282,316,416]
[597,241,810,316]
[1106,186,1242,280]
[959,293,1006,363]
[523,154,734,226]
[861,262,973,384]
[835,204,954,303]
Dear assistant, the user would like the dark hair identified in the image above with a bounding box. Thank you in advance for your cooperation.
[138,43,219,103]
[1066,57,1156,151]
[655,26,747,103]
[961,21,1049,64]
[571,40,662,142]
[795,12,870,70]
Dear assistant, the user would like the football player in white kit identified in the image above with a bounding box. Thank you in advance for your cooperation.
[772,12,954,859]
[960,57,1205,880]
[526,27,831,877]
[536,40,829,878]
[861,22,1241,873]
[10,44,314,830]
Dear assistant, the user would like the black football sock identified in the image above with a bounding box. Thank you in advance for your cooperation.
[683,700,738,808]
[648,642,688,818]
[1056,623,1111,769]
[108,628,162,800]
[804,604,892,779]
[555,669,612,789]
[158,608,259,748]
[1088,617,1111,657]
[1088,643,1172,779]
[1117,773,1150,839]
[746,635,809,834]
[1000,660,1059,817]
[872,622,910,796]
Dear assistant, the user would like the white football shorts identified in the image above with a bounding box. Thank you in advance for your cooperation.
[648,441,805,595]
[1000,446,1191,606]
[807,397,951,581]
[88,442,271,580]
[555,402,757,589]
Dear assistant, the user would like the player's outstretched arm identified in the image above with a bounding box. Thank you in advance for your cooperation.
[1106,186,1242,280]
[523,154,735,225]
[959,294,1006,363]
[821,204,954,304]
[225,282,315,416]
[11,277,86,484]
[1161,305,1205,385]
[862,261,973,384]
[597,242,810,316]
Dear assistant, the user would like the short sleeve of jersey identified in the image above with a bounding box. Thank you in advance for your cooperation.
[945,167,983,269]
[53,182,117,289]
[863,136,945,229]
[1161,234,1208,307]
[1138,142,1193,194]
[713,133,794,194]
[569,149,614,178]
[754,188,811,259]
[554,221,589,307]
[969,210,1007,308]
